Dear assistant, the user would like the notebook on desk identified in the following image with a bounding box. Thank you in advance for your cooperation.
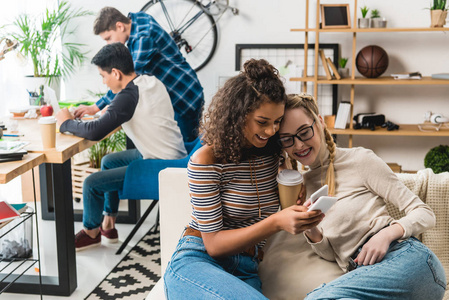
[0,150,28,162]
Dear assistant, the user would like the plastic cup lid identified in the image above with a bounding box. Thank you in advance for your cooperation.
[38,116,56,124]
[277,169,303,186]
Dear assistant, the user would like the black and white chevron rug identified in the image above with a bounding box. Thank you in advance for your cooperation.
[85,227,161,300]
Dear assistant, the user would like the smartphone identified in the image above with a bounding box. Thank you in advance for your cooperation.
[310,185,328,204]
[308,196,337,213]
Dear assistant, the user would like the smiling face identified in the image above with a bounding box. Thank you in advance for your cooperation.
[279,107,324,166]
[243,101,285,148]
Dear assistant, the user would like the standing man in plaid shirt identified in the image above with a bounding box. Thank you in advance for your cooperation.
[74,7,204,142]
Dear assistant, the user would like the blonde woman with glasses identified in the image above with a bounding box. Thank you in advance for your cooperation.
[277,93,446,300]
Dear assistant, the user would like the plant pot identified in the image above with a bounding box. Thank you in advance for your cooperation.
[23,76,61,103]
[430,10,447,28]
[371,18,387,28]
[358,18,370,28]
[338,68,350,78]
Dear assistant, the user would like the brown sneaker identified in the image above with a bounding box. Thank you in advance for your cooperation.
[99,226,118,244]
[75,229,101,252]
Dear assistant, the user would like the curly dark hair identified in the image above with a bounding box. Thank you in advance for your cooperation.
[201,59,287,164]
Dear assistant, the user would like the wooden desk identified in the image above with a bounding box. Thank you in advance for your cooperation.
[0,117,139,296]
[0,118,89,295]
[0,153,45,184]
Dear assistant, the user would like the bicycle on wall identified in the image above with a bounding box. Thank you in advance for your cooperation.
[140,0,238,71]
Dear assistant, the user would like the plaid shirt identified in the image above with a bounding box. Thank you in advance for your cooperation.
[96,12,204,119]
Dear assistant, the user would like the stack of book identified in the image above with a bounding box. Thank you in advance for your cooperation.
[0,141,29,162]
[0,201,27,229]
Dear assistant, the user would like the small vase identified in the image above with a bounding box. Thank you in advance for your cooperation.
[358,18,370,28]
[430,10,447,28]
[338,68,350,78]
[371,18,387,28]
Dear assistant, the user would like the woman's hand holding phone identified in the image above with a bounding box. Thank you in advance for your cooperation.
[275,205,324,235]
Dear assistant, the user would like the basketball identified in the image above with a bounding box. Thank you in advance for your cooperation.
[356,45,389,78]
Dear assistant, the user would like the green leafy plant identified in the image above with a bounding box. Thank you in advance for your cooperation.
[370,9,380,18]
[431,0,447,10]
[10,1,92,84]
[338,57,349,69]
[424,145,449,174]
[361,6,370,18]
[88,130,127,168]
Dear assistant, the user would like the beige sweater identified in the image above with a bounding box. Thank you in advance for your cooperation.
[303,147,436,271]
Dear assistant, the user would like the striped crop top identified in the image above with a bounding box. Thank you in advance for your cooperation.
[187,154,280,245]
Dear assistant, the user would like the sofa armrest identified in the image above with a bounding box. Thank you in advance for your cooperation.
[159,168,191,274]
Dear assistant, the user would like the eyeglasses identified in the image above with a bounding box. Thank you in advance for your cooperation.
[278,120,315,148]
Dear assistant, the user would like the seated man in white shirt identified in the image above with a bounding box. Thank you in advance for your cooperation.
[56,42,186,251]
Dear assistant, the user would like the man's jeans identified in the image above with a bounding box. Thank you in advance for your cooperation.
[82,149,142,229]
[164,235,268,300]
[305,237,446,300]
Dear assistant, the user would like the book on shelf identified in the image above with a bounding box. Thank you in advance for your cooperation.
[391,72,422,80]
[334,102,351,129]
[318,49,332,80]
[326,57,341,80]
[431,73,449,80]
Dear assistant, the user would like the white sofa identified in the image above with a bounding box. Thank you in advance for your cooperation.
[148,168,449,300]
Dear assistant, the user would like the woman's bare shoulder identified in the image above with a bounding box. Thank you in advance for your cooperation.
[190,144,217,165]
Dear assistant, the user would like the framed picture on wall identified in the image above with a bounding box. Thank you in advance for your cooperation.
[235,43,339,116]
[320,4,351,29]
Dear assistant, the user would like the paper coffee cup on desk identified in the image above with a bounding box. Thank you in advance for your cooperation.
[277,169,303,209]
[38,116,57,149]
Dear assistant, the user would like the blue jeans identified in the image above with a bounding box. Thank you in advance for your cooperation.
[164,235,268,300]
[82,149,142,229]
[305,237,446,300]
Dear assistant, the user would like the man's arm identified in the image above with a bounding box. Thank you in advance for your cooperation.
[73,90,116,119]
[59,89,137,141]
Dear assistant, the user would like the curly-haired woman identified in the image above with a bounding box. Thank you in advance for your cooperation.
[278,93,446,300]
[163,60,324,299]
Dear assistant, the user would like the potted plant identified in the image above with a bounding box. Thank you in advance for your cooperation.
[9,1,92,98]
[338,57,350,78]
[358,6,370,28]
[430,0,448,27]
[370,9,387,28]
[424,145,449,173]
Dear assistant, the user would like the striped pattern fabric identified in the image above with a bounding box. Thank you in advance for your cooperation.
[187,155,280,246]
[96,12,204,121]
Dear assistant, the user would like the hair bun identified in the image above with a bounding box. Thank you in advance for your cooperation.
[243,59,279,83]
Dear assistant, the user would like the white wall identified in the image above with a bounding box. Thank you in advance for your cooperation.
[2,0,449,171]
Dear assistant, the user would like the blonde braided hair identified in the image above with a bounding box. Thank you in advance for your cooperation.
[284,93,337,195]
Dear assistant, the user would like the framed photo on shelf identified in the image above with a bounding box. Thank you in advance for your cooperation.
[320,4,351,29]
[235,43,339,116]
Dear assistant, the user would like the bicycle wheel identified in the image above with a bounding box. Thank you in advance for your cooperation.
[141,0,218,72]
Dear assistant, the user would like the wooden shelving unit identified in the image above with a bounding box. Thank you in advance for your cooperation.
[292,0,449,147]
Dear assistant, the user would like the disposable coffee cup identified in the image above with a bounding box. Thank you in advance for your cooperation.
[277,169,304,209]
[38,116,57,149]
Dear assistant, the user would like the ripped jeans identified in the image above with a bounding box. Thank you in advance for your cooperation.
[305,237,446,300]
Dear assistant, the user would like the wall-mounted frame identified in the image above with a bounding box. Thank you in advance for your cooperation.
[235,43,339,116]
[320,4,351,29]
